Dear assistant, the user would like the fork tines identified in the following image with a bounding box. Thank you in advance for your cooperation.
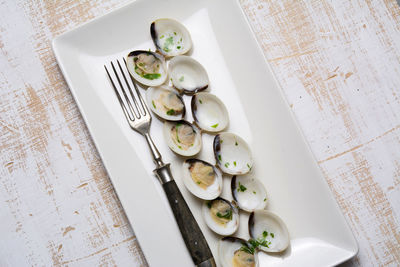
[104,59,148,121]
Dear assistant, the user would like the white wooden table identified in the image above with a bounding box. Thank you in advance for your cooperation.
[1,0,399,266]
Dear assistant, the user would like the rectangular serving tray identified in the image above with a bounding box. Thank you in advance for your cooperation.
[52,0,358,266]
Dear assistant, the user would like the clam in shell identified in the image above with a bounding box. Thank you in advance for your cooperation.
[202,198,239,236]
[218,237,259,267]
[182,159,222,200]
[213,133,253,175]
[169,56,209,95]
[151,18,192,57]
[146,86,185,121]
[191,92,229,132]
[248,210,290,253]
[231,175,267,212]
[163,120,201,156]
[126,50,167,87]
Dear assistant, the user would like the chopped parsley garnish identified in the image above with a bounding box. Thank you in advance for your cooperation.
[224,162,230,168]
[142,73,161,80]
[240,242,255,255]
[197,181,201,184]
[179,76,184,82]
[253,191,256,194]
[264,198,267,202]
[216,209,232,220]
[177,46,181,49]
[163,36,174,52]
[211,123,219,128]
[166,109,175,115]
[235,141,238,146]
[271,233,275,238]
[160,35,164,39]
[245,234,273,250]
[233,161,237,166]
[178,145,182,149]
[247,163,252,170]
[238,182,247,192]
[175,124,181,143]
[218,155,221,161]
[152,100,156,109]
[180,37,182,42]
[257,238,271,248]
[248,239,259,249]
[174,32,177,35]
[199,99,203,104]
[207,201,212,208]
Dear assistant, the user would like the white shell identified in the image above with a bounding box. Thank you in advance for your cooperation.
[163,120,201,156]
[169,56,209,95]
[191,93,229,132]
[202,198,239,236]
[218,237,259,267]
[231,175,268,212]
[126,50,167,87]
[213,133,253,175]
[146,86,185,121]
[249,210,290,253]
[182,159,222,200]
[151,18,192,57]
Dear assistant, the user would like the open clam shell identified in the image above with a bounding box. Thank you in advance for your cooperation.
[163,120,201,156]
[182,159,222,200]
[231,175,268,212]
[126,50,167,87]
[169,56,209,95]
[191,93,229,132]
[146,86,185,121]
[219,237,259,267]
[248,210,290,253]
[151,18,192,57]
[202,198,239,236]
[213,133,253,175]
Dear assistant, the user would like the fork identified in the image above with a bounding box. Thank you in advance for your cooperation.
[104,59,216,267]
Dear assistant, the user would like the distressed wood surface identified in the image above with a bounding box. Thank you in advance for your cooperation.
[0,0,399,266]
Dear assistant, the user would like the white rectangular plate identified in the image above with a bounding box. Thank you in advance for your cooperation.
[52,0,358,266]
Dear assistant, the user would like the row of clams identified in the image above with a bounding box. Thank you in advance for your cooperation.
[125,18,290,267]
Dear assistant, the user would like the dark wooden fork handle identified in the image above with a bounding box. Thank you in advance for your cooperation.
[154,165,216,267]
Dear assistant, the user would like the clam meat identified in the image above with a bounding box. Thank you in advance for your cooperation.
[126,50,167,87]
[146,86,185,121]
[219,237,258,267]
[163,120,201,156]
[202,198,239,236]
[182,159,222,200]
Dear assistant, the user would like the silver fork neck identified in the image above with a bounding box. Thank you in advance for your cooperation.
[144,132,164,168]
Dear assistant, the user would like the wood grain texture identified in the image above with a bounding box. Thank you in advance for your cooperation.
[0,0,146,266]
[240,0,400,266]
[1,0,399,266]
